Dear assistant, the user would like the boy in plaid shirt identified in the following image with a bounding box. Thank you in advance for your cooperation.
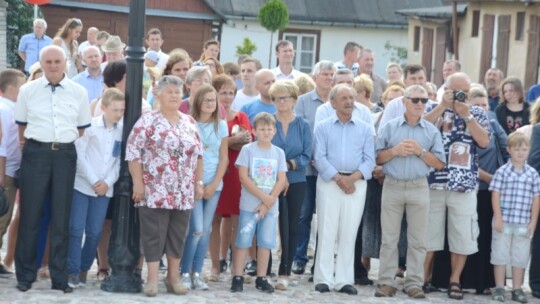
[489,132,540,303]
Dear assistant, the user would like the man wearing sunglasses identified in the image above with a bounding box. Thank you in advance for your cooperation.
[374,85,445,299]
[422,72,490,300]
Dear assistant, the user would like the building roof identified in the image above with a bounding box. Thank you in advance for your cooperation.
[396,3,468,19]
[204,0,446,29]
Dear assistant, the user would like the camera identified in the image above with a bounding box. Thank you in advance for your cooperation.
[453,90,467,102]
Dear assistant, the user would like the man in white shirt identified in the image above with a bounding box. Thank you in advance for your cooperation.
[0,69,26,278]
[232,57,262,111]
[145,28,169,71]
[335,42,361,74]
[272,40,304,80]
[14,45,92,293]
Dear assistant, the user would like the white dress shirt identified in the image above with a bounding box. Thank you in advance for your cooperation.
[0,97,22,177]
[272,66,305,80]
[74,115,122,197]
[15,76,92,143]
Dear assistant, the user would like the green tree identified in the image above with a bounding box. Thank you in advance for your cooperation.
[258,0,289,68]
[383,40,408,67]
[6,0,37,69]
[235,38,257,56]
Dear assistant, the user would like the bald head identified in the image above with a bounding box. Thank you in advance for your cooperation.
[87,27,99,44]
[83,46,102,70]
[40,45,67,83]
[255,69,276,101]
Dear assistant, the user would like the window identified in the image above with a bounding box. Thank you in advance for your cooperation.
[516,11,525,41]
[472,10,480,37]
[413,26,421,52]
[281,30,320,73]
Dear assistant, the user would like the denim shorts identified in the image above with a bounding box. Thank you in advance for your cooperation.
[235,210,278,249]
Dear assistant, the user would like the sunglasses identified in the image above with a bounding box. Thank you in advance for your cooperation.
[407,97,429,104]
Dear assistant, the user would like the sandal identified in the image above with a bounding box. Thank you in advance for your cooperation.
[38,267,50,279]
[447,282,464,300]
[275,278,288,291]
[97,269,109,282]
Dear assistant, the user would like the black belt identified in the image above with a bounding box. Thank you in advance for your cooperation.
[27,139,74,150]
[338,172,352,176]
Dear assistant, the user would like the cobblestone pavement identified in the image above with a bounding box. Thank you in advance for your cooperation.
[0,251,538,304]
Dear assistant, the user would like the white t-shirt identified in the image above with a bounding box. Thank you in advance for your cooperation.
[232,89,259,111]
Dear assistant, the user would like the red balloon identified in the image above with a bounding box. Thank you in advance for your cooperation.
[25,0,52,5]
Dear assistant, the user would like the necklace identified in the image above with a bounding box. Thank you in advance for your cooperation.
[198,122,215,151]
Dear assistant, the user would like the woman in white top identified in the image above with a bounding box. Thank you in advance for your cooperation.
[53,18,83,78]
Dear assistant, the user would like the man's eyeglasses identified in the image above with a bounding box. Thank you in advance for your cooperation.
[407,97,429,104]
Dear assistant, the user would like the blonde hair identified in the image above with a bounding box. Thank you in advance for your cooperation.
[101,88,125,106]
[353,74,373,99]
[294,74,315,95]
[507,131,530,148]
[530,97,540,125]
[253,112,276,129]
[269,80,300,101]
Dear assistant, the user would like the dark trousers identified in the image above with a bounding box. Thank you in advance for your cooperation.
[530,211,540,294]
[293,175,317,266]
[278,182,306,276]
[15,140,77,286]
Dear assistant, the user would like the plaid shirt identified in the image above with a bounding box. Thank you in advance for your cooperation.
[489,162,540,224]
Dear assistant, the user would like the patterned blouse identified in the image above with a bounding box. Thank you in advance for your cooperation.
[427,105,491,193]
[126,111,202,210]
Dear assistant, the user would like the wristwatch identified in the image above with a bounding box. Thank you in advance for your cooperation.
[197,180,204,187]
[463,114,474,124]
[420,148,427,158]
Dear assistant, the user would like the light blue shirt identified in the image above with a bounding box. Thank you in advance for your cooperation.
[240,99,276,126]
[314,115,375,182]
[294,90,326,176]
[198,120,228,190]
[18,33,53,72]
[72,70,105,102]
[271,116,312,184]
[376,115,446,180]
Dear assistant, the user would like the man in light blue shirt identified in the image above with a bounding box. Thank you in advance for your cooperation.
[313,84,375,295]
[240,69,276,126]
[334,42,360,74]
[374,85,445,298]
[73,46,104,102]
[18,19,53,74]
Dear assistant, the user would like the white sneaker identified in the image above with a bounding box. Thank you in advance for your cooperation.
[181,273,193,290]
[192,272,208,290]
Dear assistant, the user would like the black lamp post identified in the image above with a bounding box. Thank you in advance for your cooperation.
[101,0,146,293]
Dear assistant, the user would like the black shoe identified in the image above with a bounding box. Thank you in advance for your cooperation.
[0,264,13,278]
[315,283,330,293]
[339,284,358,295]
[532,290,540,299]
[230,276,244,292]
[255,277,274,293]
[51,284,73,293]
[219,259,228,273]
[245,260,257,276]
[422,282,440,293]
[355,276,374,286]
[291,262,306,275]
[308,276,314,283]
[16,282,31,292]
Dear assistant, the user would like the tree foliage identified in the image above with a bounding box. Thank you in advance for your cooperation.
[258,0,289,33]
[235,38,257,56]
[6,0,37,68]
[384,40,408,67]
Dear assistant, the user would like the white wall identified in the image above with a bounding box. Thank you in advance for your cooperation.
[219,20,409,78]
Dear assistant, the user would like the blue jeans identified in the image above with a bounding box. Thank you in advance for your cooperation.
[181,191,221,274]
[293,175,317,266]
[67,190,110,275]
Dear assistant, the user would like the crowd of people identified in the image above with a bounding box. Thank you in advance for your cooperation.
[1,16,540,302]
